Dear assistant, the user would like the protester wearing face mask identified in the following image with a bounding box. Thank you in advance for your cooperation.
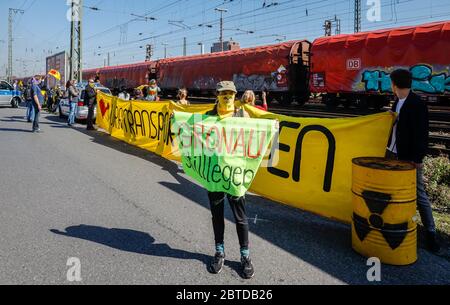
[204,81,254,279]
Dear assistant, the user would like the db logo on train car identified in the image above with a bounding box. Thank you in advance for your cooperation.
[347,58,362,70]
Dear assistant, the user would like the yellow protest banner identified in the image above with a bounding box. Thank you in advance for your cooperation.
[97,92,395,223]
[244,105,395,223]
[95,92,214,160]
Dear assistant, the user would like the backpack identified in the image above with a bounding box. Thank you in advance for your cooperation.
[25,87,33,100]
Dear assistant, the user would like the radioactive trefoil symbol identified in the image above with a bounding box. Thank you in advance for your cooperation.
[354,190,409,250]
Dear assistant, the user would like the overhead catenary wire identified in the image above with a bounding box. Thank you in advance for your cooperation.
[8,0,450,75]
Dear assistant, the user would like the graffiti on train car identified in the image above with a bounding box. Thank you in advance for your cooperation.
[361,64,450,94]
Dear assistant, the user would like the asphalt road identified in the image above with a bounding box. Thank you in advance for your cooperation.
[0,105,449,285]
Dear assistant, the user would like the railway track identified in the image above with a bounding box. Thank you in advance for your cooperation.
[189,97,450,156]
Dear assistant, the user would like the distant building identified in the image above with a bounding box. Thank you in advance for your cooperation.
[211,40,240,53]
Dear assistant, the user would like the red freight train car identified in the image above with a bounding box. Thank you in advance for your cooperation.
[84,61,152,93]
[156,40,311,105]
[310,21,450,109]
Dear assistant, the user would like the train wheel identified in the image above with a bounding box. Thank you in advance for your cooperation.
[265,94,275,106]
[323,94,337,110]
[296,92,310,107]
[357,96,369,111]
[370,96,389,111]
[279,94,292,106]
[342,100,351,109]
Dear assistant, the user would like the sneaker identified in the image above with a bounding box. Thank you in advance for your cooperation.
[240,256,255,279]
[208,252,225,274]
[86,126,96,131]
[32,129,42,133]
[426,231,441,254]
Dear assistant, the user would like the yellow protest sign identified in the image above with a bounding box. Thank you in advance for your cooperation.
[97,92,395,223]
[244,105,395,223]
[96,92,214,161]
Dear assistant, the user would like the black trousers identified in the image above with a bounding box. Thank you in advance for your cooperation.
[208,192,249,250]
[87,102,95,128]
[32,102,40,131]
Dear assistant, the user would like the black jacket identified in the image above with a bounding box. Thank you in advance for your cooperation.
[388,92,429,163]
[85,85,97,106]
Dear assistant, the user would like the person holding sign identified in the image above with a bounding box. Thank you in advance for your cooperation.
[206,81,254,279]
[172,81,277,279]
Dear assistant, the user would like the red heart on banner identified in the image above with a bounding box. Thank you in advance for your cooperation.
[99,99,110,117]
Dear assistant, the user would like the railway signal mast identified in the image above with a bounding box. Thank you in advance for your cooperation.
[8,8,24,83]
[146,45,154,61]
[324,15,341,36]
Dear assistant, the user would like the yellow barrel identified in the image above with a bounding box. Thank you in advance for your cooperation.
[351,157,417,266]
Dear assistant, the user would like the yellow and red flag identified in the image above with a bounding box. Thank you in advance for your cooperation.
[48,69,61,81]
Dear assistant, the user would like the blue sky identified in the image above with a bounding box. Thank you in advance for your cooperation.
[1,0,449,78]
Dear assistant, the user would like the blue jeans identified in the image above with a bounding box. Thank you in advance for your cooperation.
[68,102,77,125]
[26,100,35,122]
[417,166,436,233]
[386,151,436,233]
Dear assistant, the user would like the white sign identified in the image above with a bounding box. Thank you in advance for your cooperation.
[347,58,362,70]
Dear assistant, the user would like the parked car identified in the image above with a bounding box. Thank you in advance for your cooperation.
[0,80,22,108]
[59,84,111,120]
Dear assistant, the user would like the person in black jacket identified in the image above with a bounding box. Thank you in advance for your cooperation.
[386,69,441,254]
[85,78,97,131]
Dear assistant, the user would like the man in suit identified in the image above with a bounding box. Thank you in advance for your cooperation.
[386,69,441,254]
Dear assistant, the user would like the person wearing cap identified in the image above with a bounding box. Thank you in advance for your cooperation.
[145,79,161,102]
[204,81,255,279]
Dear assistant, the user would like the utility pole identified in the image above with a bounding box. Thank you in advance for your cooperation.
[215,8,228,52]
[69,0,83,82]
[8,8,24,83]
[183,37,187,56]
[107,52,110,66]
[354,0,361,33]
